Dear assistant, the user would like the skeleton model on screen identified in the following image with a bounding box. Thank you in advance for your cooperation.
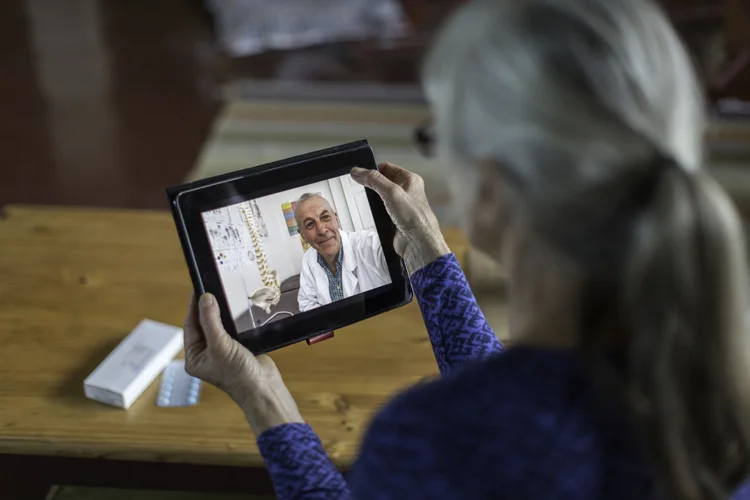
[241,205,280,314]
[251,200,268,237]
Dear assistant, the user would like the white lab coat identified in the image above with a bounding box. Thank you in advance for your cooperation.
[297,230,391,312]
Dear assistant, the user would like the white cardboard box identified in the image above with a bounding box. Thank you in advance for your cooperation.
[84,319,184,409]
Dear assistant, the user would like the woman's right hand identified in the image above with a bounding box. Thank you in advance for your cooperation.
[351,162,450,275]
[184,293,304,436]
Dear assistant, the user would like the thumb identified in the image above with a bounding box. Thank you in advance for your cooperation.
[198,294,229,347]
[351,167,401,202]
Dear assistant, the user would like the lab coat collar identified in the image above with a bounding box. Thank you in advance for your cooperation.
[340,232,357,273]
[339,232,359,293]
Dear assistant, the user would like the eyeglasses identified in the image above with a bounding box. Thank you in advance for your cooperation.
[413,120,435,158]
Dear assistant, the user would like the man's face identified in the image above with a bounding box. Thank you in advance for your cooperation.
[297,197,341,260]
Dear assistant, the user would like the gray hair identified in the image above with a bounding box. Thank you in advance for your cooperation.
[424,0,750,497]
[293,193,329,229]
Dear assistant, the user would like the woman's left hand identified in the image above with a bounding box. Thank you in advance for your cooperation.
[183,293,304,435]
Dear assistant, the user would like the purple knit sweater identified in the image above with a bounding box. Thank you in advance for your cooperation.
[256,254,750,499]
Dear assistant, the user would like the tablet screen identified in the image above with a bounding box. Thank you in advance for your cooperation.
[200,173,393,334]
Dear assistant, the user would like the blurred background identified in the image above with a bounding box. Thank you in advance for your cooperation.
[1,1,749,499]
[1,0,749,216]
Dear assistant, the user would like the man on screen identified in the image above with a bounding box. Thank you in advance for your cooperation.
[295,193,391,312]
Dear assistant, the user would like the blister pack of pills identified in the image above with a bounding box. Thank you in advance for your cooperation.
[156,360,202,407]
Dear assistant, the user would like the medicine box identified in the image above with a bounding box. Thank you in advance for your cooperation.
[84,319,183,409]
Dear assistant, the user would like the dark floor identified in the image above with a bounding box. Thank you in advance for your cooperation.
[0,0,222,209]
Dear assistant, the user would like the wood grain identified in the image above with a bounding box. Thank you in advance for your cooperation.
[0,205,471,468]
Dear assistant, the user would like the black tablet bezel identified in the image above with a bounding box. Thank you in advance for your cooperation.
[166,140,413,354]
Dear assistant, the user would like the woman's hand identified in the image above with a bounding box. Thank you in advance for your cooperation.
[351,162,450,274]
[183,293,304,435]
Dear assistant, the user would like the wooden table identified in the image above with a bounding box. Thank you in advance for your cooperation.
[0,205,469,497]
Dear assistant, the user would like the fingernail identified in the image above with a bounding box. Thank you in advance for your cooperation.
[351,167,366,177]
[200,294,214,308]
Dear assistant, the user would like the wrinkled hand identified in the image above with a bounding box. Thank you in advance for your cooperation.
[351,162,450,274]
[184,293,303,435]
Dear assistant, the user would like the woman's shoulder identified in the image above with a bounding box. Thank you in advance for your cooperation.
[361,348,592,458]
[351,348,653,498]
[350,348,622,497]
[380,347,585,427]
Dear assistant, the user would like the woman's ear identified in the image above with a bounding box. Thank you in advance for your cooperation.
[467,162,511,263]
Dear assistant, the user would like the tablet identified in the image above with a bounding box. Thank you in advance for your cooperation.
[167,140,413,354]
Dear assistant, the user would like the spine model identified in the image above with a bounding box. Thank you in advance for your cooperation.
[241,204,281,315]
[241,205,276,288]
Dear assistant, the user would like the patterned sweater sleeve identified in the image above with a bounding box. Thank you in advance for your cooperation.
[257,423,351,500]
[254,254,499,499]
[410,253,503,374]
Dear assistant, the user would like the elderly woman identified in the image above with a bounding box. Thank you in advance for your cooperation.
[184,0,750,498]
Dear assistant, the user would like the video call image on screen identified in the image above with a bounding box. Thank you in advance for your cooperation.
[201,173,393,332]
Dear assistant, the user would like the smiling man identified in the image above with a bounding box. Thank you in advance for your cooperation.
[294,193,391,312]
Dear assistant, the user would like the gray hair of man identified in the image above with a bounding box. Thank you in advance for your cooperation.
[423,0,750,497]
[293,193,332,230]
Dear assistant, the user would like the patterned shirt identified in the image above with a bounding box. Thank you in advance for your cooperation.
[317,247,345,302]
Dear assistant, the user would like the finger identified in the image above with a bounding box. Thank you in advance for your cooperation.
[377,162,413,185]
[184,294,206,352]
[198,294,229,348]
[378,163,425,194]
[351,167,403,202]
